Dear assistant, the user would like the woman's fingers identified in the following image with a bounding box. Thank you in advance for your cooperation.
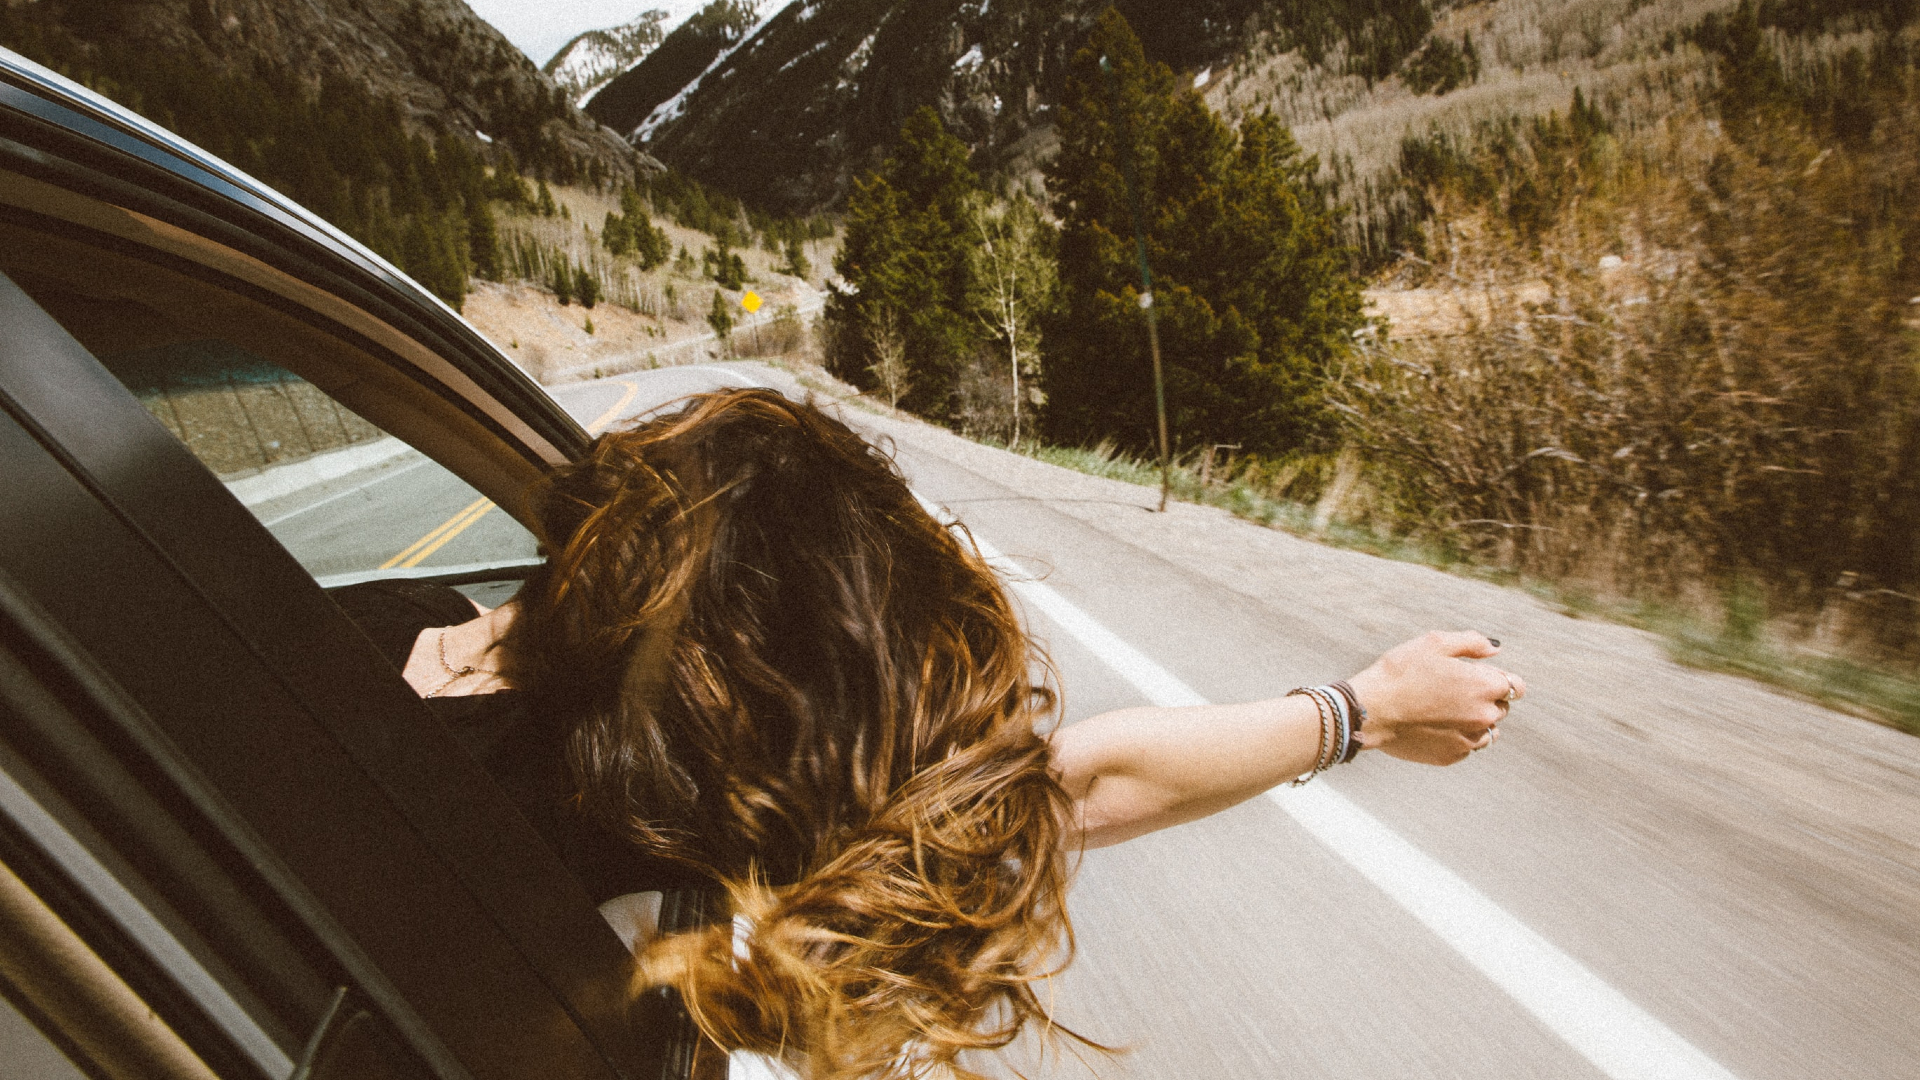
[1492,669,1526,703]
[1375,720,1496,765]
[1426,629,1501,659]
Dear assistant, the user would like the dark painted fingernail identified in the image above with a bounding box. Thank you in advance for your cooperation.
[1488,638,1501,648]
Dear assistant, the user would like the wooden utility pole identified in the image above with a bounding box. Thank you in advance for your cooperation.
[1101,53,1172,512]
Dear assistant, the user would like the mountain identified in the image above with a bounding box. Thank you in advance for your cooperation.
[0,0,641,184]
[587,0,1275,213]
[583,0,1733,259]
[543,10,670,107]
[584,0,765,145]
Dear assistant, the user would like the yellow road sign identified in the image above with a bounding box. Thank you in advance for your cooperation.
[742,290,763,313]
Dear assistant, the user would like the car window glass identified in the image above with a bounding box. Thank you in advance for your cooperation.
[97,337,539,593]
[0,208,542,598]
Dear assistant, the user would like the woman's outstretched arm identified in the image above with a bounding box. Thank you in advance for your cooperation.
[1047,631,1523,849]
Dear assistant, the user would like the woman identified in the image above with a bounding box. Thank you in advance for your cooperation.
[341,388,1522,1080]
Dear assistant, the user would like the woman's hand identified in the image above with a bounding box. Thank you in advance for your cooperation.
[1346,631,1523,765]
[1050,630,1525,847]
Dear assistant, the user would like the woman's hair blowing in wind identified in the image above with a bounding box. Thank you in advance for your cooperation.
[501,389,1084,1078]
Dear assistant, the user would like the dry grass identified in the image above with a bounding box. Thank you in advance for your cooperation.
[994,429,1920,735]
[1336,80,1920,661]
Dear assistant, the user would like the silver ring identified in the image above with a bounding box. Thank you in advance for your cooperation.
[1502,674,1518,704]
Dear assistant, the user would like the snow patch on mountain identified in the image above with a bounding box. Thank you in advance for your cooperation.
[545,11,671,107]
[634,0,788,142]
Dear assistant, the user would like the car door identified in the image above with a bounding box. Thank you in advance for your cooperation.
[0,48,697,1080]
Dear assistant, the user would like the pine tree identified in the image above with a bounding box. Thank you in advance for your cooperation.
[1042,9,1366,456]
[635,220,672,270]
[466,197,501,280]
[603,211,634,256]
[491,149,535,208]
[707,289,735,353]
[780,235,812,279]
[704,241,748,289]
[826,107,982,417]
[620,186,649,223]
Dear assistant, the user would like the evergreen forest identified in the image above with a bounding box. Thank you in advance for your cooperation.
[827,13,1367,454]
[0,2,824,315]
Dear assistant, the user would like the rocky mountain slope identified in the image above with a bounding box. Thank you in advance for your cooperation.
[582,0,1746,256]
[1,0,640,183]
[543,9,669,107]
[589,0,1274,212]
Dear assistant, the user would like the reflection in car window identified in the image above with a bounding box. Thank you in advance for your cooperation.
[0,992,90,1080]
[0,763,290,1080]
[95,340,539,588]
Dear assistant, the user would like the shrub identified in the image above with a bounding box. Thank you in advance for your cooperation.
[1342,96,1920,654]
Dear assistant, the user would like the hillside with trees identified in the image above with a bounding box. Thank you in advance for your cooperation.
[0,0,830,323]
[0,0,638,182]
[815,0,1920,720]
[0,0,645,309]
[593,0,1322,211]
[826,13,1367,455]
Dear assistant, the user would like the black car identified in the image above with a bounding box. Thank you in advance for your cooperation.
[0,46,718,1080]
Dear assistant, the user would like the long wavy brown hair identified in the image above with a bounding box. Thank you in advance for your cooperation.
[501,388,1083,1078]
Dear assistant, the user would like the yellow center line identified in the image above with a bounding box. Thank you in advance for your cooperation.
[397,498,495,568]
[380,495,490,569]
[378,379,639,571]
[584,379,640,435]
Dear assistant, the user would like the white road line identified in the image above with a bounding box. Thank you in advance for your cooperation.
[917,494,1743,1080]
[259,456,431,527]
[1282,786,1741,1080]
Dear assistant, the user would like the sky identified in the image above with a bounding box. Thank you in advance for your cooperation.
[465,0,714,69]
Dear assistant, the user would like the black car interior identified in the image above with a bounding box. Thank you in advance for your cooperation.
[0,60,700,1080]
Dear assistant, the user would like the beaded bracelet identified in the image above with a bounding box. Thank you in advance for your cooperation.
[1287,687,1333,786]
[1289,683,1366,784]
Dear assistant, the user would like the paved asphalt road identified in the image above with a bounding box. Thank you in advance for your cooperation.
[251,365,1920,1080]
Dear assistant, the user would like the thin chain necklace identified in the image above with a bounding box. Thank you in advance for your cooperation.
[427,627,495,698]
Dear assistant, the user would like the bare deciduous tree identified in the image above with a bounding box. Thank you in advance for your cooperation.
[967,193,1056,447]
[864,306,911,409]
